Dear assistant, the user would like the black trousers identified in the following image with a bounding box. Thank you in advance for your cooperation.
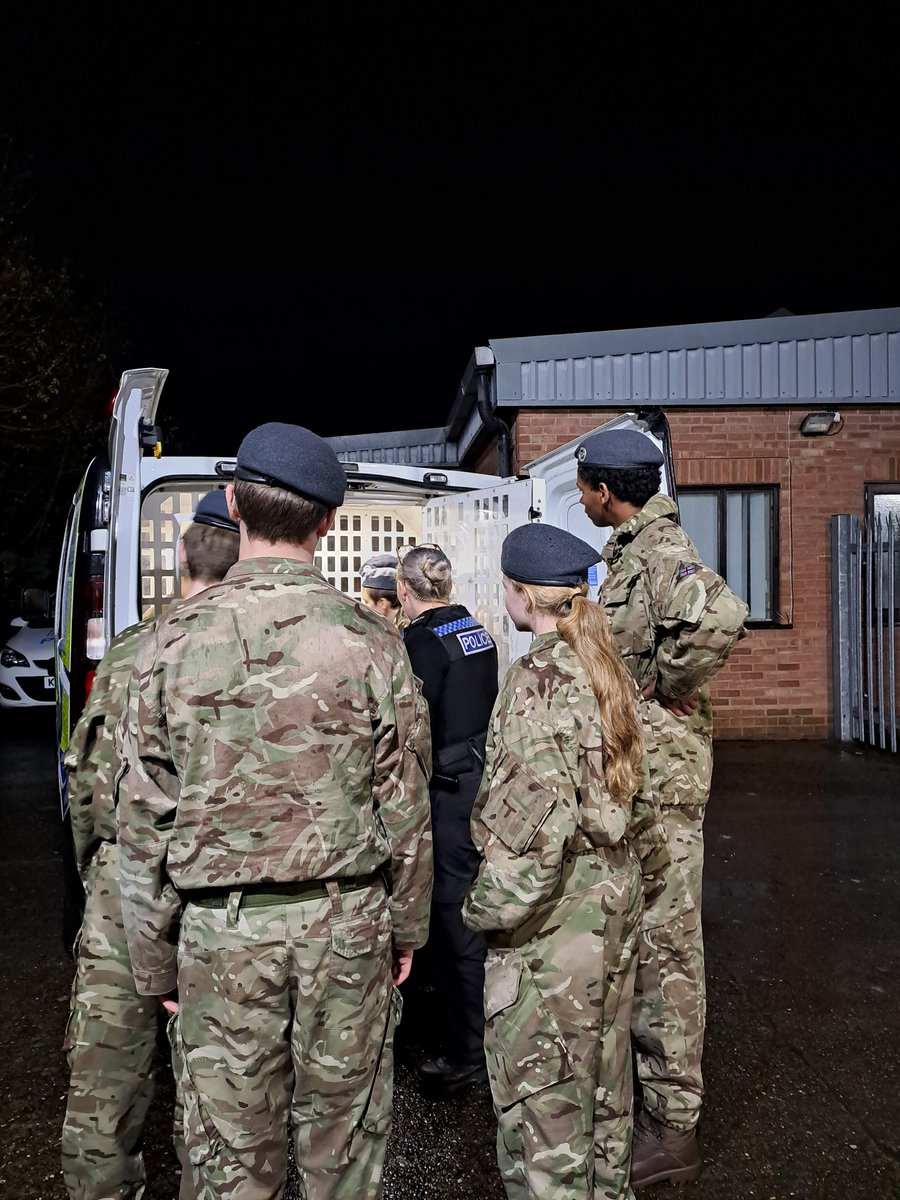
[428,900,487,1066]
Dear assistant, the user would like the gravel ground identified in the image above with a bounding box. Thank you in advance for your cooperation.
[1,713,897,1199]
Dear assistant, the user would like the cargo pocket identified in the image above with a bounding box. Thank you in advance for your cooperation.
[602,573,654,661]
[480,749,558,855]
[329,903,392,966]
[483,951,574,1111]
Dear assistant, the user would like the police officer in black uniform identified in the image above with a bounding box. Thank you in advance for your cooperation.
[397,543,499,1096]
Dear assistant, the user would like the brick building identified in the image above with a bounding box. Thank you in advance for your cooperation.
[327,308,900,739]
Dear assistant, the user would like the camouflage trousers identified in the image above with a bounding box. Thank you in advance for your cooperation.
[61,842,188,1200]
[632,804,705,1132]
[483,848,643,1200]
[175,880,398,1200]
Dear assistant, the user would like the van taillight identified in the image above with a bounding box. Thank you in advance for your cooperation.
[84,554,106,663]
[85,669,96,702]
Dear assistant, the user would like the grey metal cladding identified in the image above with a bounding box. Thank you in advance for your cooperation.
[492,308,900,407]
[327,427,459,465]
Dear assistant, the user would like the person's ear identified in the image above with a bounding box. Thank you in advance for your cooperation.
[225,484,240,521]
[316,508,337,538]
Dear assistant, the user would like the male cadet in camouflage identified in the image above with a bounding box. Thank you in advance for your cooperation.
[464,523,660,1200]
[61,489,240,1200]
[116,423,433,1200]
[575,429,748,1188]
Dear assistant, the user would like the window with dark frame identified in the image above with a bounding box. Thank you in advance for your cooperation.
[865,484,900,622]
[678,486,779,624]
[866,482,900,525]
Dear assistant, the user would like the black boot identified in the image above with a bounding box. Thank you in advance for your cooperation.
[630,1110,701,1188]
[417,1055,488,1098]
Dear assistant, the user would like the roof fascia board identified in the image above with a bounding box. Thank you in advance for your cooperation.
[324,426,449,452]
[499,392,900,409]
[489,307,900,368]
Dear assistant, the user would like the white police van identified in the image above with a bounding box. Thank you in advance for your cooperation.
[55,366,671,937]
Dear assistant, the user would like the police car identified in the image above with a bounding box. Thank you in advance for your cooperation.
[0,606,56,709]
[54,366,672,941]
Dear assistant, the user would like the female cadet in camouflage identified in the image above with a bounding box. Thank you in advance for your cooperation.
[61,492,239,1200]
[360,553,407,629]
[463,523,656,1200]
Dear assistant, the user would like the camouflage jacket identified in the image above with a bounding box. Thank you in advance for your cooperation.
[117,557,434,996]
[601,493,748,805]
[64,619,154,878]
[462,632,667,934]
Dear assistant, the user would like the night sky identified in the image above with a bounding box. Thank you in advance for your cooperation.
[2,4,897,453]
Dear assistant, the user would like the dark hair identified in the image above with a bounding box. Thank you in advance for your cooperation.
[234,479,329,545]
[182,522,240,583]
[577,464,661,508]
[362,586,399,607]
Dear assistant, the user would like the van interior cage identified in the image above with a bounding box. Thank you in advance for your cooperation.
[831,514,900,752]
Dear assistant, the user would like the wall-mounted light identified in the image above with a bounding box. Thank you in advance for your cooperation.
[799,410,843,437]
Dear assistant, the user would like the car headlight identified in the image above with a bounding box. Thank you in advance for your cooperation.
[0,646,29,668]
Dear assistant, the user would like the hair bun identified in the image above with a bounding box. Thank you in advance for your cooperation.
[398,544,453,601]
[422,558,450,584]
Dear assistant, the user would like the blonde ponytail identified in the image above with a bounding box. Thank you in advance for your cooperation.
[508,578,644,804]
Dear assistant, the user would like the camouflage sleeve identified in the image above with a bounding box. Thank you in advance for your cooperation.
[116,631,182,996]
[648,557,749,698]
[371,652,434,950]
[463,682,578,934]
[64,664,116,877]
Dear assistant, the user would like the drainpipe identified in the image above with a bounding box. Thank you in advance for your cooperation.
[474,346,513,477]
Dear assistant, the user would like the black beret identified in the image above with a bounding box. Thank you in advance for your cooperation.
[192,489,239,534]
[234,423,346,508]
[360,554,399,591]
[501,524,601,587]
[575,429,664,470]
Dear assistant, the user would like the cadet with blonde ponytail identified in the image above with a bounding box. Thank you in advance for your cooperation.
[463,523,663,1200]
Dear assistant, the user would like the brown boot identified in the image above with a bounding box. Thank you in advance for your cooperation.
[630,1110,701,1189]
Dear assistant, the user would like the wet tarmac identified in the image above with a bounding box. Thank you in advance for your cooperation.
[0,711,897,1199]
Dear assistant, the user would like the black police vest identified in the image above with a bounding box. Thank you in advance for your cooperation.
[403,604,499,775]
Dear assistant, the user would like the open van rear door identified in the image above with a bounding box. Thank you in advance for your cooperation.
[423,476,546,674]
[419,412,672,673]
[526,410,675,595]
[105,368,170,643]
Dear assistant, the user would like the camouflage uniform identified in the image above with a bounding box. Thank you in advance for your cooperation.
[463,632,661,1200]
[600,493,747,1132]
[117,558,433,1199]
[61,618,190,1200]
